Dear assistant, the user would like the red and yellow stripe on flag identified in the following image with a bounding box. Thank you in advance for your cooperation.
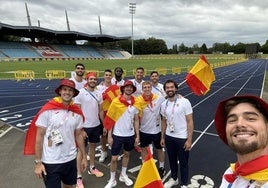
[185,55,215,96]
[134,147,163,188]
[102,85,120,112]
[103,97,127,130]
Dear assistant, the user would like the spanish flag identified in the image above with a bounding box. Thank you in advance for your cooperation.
[185,55,215,96]
[104,95,140,130]
[134,147,164,188]
[102,85,120,113]
[23,97,84,155]
[135,93,157,117]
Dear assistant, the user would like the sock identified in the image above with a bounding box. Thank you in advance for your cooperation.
[110,171,116,180]
[159,162,164,168]
[121,167,127,176]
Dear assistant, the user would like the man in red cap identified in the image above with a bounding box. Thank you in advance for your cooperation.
[74,72,104,182]
[103,80,140,188]
[214,95,268,187]
[24,79,88,188]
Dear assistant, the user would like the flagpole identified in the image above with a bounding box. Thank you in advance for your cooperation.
[177,79,187,87]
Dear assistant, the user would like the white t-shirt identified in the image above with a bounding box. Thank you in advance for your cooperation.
[130,79,144,97]
[69,77,87,90]
[111,77,125,86]
[74,88,103,128]
[151,83,166,97]
[160,96,193,138]
[220,167,268,187]
[96,83,109,95]
[140,95,165,134]
[36,109,84,164]
[112,105,139,137]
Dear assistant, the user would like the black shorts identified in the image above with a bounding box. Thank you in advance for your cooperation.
[111,135,135,156]
[84,125,101,144]
[140,131,162,149]
[43,159,77,188]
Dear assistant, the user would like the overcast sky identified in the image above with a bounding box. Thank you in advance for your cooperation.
[0,0,268,48]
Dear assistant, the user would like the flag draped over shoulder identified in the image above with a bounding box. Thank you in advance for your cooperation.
[101,85,120,113]
[185,55,215,96]
[23,97,84,155]
[135,94,157,117]
[134,147,164,188]
[104,95,140,130]
[224,155,268,183]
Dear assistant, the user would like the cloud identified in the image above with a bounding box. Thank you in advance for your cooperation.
[0,0,268,48]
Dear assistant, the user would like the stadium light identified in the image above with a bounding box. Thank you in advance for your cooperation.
[129,2,136,57]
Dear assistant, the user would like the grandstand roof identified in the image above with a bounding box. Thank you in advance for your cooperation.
[0,22,130,43]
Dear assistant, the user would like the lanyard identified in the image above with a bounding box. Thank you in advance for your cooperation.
[84,88,99,103]
[165,95,178,118]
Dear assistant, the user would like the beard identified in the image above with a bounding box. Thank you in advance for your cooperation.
[228,135,268,155]
[166,91,176,98]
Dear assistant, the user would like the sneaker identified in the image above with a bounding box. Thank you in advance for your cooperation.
[76,178,84,188]
[164,178,179,188]
[158,167,166,178]
[99,150,107,163]
[181,185,188,188]
[88,167,104,177]
[104,179,117,188]
[119,174,133,186]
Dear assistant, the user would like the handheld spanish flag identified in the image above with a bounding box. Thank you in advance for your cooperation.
[134,147,164,188]
[102,85,120,113]
[185,55,215,96]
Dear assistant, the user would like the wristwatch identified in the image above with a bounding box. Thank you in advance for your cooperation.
[34,159,42,165]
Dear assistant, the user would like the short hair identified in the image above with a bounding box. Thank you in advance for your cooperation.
[142,81,151,87]
[104,69,112,74]
[225,98,268,121]
[150,71,159,76]
[75,63,85,69]
[136,67,144,72]
[114,67,123,72]
[164,79,178,91]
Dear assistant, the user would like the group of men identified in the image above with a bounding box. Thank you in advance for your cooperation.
[24,62,268,188]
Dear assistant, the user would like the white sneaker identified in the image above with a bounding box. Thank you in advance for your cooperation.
[164,178,179,188]
[119,174,133,186]
[99,150,107,163]
[181,185,188,188]
[104,179,117,188]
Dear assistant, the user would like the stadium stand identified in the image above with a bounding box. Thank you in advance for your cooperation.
[106,50,124,59]
[0,22,131,60]
[30,43,63,58]
[81,45,104,59]
[0,41,41,59]
[53,44,89,58]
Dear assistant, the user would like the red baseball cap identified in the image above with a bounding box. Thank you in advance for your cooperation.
[85,72,97,79]
[55,79,79,97]
[214,95,268,145]
[120,80,136,94]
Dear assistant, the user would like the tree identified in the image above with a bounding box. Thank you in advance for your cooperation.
[178,43,188,53]
[200,43,208,54]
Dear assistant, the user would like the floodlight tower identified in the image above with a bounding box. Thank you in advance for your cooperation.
[65,10,70,31]
[129,2,136,57]
[25,2,32,26]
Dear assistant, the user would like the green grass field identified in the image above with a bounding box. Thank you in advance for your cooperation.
[0,54,247,79]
